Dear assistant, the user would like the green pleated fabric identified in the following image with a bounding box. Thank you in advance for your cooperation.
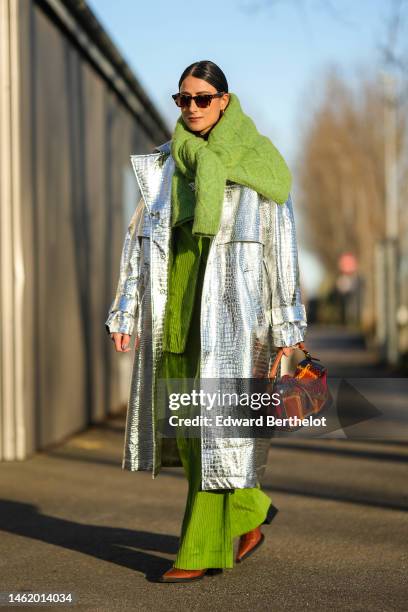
[159,221,273,570]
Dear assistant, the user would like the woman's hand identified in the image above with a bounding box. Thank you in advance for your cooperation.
[252,341,303,377]
[278,342,304,357]
[110,332,140,352]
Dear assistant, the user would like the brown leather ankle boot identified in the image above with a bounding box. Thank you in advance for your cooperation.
[158,567,223,583]
[236,526,265,563]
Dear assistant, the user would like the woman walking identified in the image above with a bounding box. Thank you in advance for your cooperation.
[106,60,308,583]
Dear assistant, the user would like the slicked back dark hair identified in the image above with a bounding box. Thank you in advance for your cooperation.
[178,60,229,93]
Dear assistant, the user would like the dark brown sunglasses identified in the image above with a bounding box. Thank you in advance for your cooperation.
[172,92,225,109]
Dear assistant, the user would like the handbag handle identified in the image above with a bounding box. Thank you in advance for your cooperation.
[267,341,317,380]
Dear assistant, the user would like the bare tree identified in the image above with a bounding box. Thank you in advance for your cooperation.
[296,67,407,331]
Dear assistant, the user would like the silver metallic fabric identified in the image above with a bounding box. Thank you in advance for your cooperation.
[105,140,308,490]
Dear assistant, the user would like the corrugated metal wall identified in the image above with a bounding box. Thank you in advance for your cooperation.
[0,0,171,459]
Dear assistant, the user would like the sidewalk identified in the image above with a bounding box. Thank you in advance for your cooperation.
[1,324,407,611]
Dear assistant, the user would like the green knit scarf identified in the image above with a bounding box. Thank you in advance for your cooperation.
[170,91,292,236]
[162,92,292,355]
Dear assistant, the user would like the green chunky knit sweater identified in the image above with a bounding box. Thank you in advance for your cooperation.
[162,221,211,353]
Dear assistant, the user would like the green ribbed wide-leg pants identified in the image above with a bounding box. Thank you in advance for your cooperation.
[159,234,272,570]
[173,438,272,569]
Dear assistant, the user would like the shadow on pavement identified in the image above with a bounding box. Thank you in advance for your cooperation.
[0,499,177,581]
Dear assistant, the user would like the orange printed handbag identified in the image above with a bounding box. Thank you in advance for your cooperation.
[267,341,332,431]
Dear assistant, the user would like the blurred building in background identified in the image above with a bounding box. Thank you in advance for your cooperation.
[0,0,171,461]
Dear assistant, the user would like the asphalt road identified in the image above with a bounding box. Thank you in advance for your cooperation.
[1,324,407,611]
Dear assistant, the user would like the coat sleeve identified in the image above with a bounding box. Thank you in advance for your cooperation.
[105,197,147,336]
[264,193,308,347]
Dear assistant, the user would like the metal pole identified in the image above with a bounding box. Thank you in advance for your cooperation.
[382,72,400,365]
[374,242,387,354]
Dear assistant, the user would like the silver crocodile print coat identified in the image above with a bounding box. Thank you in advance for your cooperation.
[105,139,308,490]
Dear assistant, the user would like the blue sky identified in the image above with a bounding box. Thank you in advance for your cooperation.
[87,0,402,296]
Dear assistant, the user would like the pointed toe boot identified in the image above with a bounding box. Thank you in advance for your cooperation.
[157,567,223,583]
[235,526,265,563]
